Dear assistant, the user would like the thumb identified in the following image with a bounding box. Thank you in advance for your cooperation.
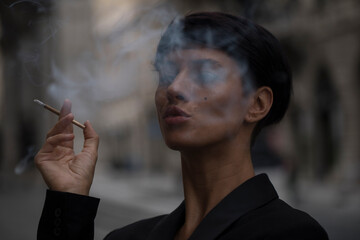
[82,120,99,159]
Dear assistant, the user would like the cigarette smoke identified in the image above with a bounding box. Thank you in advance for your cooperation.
[8,1,181,123]
[12,0,256,154]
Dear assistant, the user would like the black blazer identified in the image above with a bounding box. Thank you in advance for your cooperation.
[38,174,328,240]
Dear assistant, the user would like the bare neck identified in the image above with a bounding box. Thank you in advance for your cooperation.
[176,138,255,240]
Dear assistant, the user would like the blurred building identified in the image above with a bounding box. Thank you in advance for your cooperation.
[252,0,360,187]
[0,0,359,192]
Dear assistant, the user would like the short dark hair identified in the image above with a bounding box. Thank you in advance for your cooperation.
[155,12,292,144]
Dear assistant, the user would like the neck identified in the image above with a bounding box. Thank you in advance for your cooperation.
[176,137,255,239]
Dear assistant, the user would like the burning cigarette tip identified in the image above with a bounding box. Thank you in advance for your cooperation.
[33,98,86,129]
[33,99,45,106]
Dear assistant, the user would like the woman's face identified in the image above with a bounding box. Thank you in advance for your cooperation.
[155,48,251,150]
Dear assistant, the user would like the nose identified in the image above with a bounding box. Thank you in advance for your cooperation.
[166,70,188,103]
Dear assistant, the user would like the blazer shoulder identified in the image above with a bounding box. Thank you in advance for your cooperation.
[255,199,329,239]
[271,199,325,225]
[104,214,166,240]
[227,199,329,240]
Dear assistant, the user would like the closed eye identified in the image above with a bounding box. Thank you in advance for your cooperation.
[190,59,225,85]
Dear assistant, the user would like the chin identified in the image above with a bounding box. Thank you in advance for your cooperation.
[163,136,210,152]
[164,138,187,151]
[166,144,182,151]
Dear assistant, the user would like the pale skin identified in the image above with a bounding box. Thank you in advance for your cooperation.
[35,48,272,240]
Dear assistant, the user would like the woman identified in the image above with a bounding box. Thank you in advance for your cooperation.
[36,12,328,239]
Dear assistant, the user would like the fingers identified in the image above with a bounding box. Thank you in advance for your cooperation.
[46,113,74,138]
[59,99,72,119]
[40,133,74,153]
[59,99,74,134]
[47,133,74,146]
[82,121,99,159]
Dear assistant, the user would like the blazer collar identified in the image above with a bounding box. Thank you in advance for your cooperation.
[147,173,278,240]
[189,173,278,239]
[147,200,185,240]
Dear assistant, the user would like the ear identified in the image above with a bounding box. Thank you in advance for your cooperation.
[245,86,273,124]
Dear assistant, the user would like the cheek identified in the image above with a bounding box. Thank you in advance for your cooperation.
[202,89,246,127]
[155,88,166,111]
[154,88,168,134]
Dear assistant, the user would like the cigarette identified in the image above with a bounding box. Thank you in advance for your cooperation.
[34,99,85,129]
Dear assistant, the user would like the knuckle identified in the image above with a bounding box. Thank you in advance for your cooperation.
[46,136,54,144]
[35,160,42,169]
[94,134,99,142]
[34,153,40,164]
[46,131,55,140]
[34,154,44,167]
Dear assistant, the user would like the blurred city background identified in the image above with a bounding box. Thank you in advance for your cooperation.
[0,0,359,239]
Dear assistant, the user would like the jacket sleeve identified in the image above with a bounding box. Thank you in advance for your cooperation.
[37,190,100,240]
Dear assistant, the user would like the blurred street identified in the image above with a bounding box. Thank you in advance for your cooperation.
[1,1,360,240]
[1,167,359,240]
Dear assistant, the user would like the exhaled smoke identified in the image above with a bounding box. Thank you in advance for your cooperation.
[13,1,178,121]
[16,1,256,131]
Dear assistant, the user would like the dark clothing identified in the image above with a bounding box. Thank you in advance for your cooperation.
[37,190,99,240]
[37,174,328,240]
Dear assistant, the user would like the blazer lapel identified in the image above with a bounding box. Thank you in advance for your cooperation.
[188,174,278,240]
[146,201,185,240]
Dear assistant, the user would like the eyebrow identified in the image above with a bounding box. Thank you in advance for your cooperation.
[190,59,222,68]
[155,58,223,72]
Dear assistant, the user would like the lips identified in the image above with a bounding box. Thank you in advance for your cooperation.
[163,106,190,118]
[163,106,190,125]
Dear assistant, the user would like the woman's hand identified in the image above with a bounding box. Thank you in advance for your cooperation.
[35,99,99,196]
